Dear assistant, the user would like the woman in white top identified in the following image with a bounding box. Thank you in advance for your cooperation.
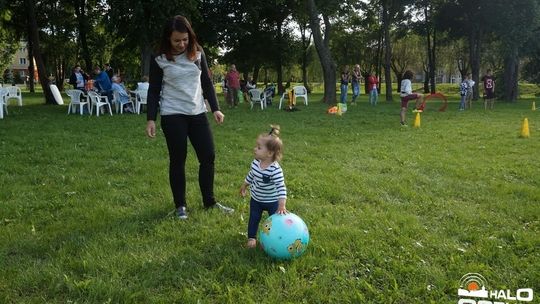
[146,15,233,219]
[399,70,423,126]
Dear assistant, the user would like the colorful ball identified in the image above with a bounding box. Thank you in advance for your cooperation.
[258,213,310,260]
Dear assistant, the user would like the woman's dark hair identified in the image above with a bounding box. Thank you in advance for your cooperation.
[159,15,200,61]
[403,70,414,80]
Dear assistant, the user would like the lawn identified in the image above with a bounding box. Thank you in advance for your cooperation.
[0,91,539,303]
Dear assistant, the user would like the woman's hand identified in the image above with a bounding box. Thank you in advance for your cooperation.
[213,111,225,124]
[146,120,156,138]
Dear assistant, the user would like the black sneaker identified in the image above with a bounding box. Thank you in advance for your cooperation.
[176,206,188,219]
[206,202,234,214]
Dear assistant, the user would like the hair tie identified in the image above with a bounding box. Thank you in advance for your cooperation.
[268,127,275,135]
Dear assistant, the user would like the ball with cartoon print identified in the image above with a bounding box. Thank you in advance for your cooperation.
[258,213,309,260]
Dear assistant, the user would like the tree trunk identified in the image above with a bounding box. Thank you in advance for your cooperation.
[503,47,519,102]
[26,0,55,104]
[140,45,152,78]
[375,25,383,95]
[382,1,393,101]
[425,5,436,94]
[27,24,35,93]
[469,29,481,100]
[307,0,336,104]
[75,0,92,72]
[300,24,311,92]
[429,26,437,93]
[276,21,284,95]
[252,64,260,83]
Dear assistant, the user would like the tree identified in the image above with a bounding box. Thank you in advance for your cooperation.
[25,0,54,104]
[488,0,540,101]
[107,0,199,79]
[306,0,337,104]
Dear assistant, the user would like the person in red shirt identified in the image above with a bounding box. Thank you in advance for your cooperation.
[225,64,240,107]
[367,72,379,106]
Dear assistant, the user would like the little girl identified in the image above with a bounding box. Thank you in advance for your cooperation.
[240,125,288,248]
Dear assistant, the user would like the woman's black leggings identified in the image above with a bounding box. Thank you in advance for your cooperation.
[161,113,216,208]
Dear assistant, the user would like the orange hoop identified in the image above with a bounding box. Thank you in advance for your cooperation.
[419,92,448,112]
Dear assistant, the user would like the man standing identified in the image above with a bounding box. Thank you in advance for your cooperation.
[225,64,240,107]
[481,69,495,110]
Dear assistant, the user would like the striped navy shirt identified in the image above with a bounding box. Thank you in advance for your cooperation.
[245,159,287,203]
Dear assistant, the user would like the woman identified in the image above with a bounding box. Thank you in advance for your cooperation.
[340,65,351,104]
[351,64,361,104]
[146,15,233,219]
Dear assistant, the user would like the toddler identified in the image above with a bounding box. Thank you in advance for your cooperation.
[240,125,288,248]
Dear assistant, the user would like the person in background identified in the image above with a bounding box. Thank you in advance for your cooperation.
[240,125,287,249]
[368,72,379,106]
[93,65,113,102]
[225,64,240,107]
[459,75,468,111]
[146,15,233,219]
[351,64,361,105]
[243,76,257,103]
[68,65,88,92]
[340,65,351,104]
[465,73,475,109]
[481,69,495,110]
[111,75,134,113]
[399,70,423,126]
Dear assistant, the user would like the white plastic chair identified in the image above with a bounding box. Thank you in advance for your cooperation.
[279,86,308,109]
[87,91,112,116]
[134,90,147,114]
[0,88,8,119]
[5,86,23,106]
[292,85,308,106]
[248,88,266,110]
[112,90,134,114]
[66,90,90,115]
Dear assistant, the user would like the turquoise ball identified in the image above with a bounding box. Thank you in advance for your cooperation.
[258,213,310,260]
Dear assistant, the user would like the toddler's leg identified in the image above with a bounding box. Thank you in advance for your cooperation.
[247,199,264,239]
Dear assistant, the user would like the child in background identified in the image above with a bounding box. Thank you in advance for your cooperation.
[465,73,475,109]
[240,125,288,249]
[368,72,379,106]
[399,70,423,126]
[481,69,495,110]
[459,76,468,111]
[351,64,361,105]
[340,65,351,105]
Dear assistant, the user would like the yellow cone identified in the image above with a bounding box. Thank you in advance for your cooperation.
[520,118,530,138]
[532,101,536,111]
[413,112,421,128]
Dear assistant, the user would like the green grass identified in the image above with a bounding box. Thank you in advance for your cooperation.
[1,92,539,303]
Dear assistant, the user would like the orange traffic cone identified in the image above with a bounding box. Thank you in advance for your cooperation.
[520,118,530,138]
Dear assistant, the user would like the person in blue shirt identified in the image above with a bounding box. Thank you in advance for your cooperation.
[111,75,134,113]
[93,66,113,102]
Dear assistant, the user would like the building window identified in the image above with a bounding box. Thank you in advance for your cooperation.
[19,58,27,65]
